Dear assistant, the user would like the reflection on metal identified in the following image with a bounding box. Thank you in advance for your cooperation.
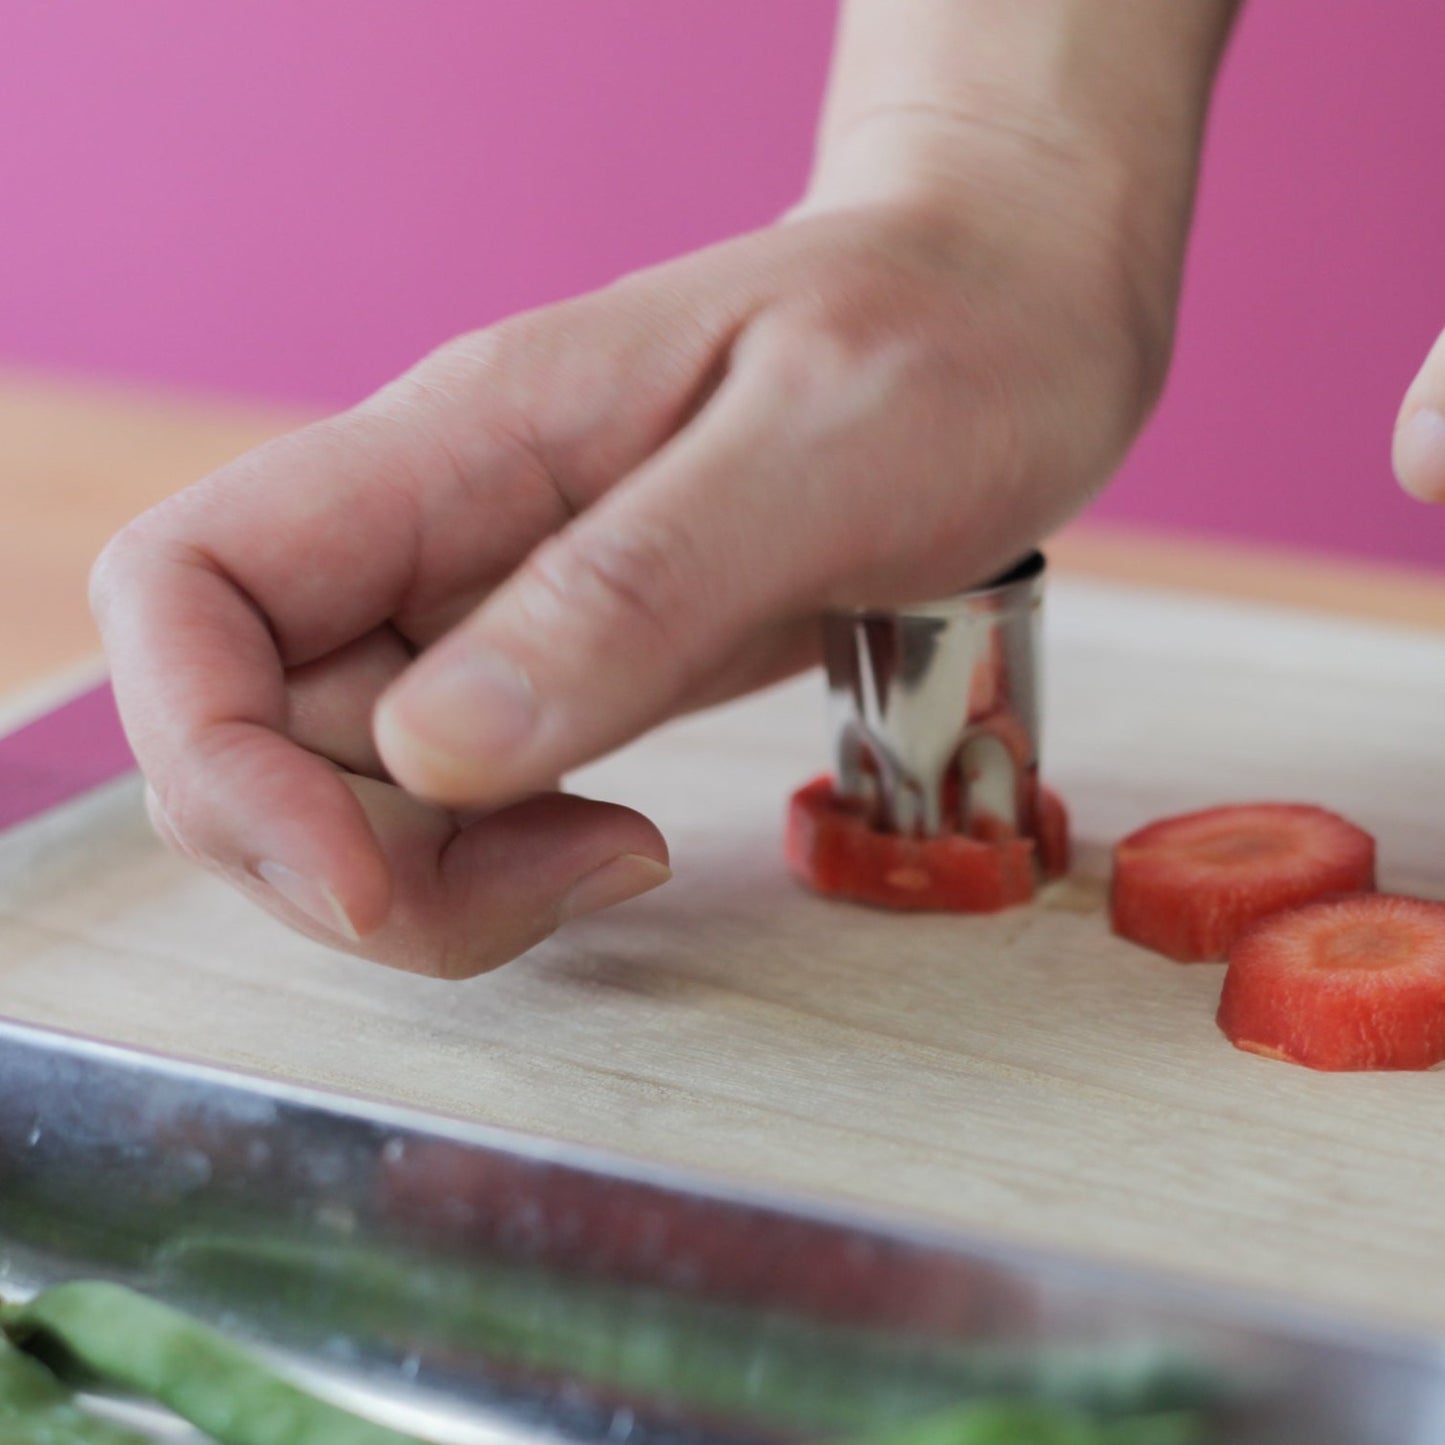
[1,1016,1443,1444]
[824,554,1044,840]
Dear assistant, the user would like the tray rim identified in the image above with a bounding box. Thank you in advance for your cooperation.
[3,1008,1442,1371]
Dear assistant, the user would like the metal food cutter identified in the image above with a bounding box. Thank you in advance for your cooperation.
[823,551,1045,844]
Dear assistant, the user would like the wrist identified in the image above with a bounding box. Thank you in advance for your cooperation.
[809,0,1237,198]
[797,0,1239,338]
[798,105,1183,323]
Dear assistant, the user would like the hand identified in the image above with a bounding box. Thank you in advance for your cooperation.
[91,120,1184,977]
[1394,327,1445,502]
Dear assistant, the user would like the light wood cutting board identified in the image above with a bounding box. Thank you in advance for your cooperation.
[5,577,1445,1335]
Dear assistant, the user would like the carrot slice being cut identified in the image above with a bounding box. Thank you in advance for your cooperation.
[785,775,1068,913]
[1037,785,1071,882]
[1218,895,1445,1071]
[1110,802,1375,962]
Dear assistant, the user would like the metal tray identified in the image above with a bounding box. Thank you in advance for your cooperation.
[2,1015,1442,1444]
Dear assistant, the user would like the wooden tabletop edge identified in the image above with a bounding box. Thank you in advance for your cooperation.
[1048,528,1445,633]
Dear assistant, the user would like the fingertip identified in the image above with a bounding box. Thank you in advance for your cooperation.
[242,814,392,943]
[178,730,395,941]
[372,696,468,805]
[1394,408,1445,503]
[430,796,671,974]
[373,648,539,808]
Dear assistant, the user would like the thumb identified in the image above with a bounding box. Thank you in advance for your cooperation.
[372,372,858,809]
[1394,325,1445,502]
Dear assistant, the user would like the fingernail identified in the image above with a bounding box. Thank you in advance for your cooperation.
[1395,408,1445,501]
[558,854,672,923]
[377,650,537,788]
[256,860,361,943]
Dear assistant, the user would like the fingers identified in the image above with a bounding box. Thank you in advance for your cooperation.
[92,276,746,945]
[269,776,669,978]
[285,627,414,778]
[94,528,394,937]
[373,346,859,807]
[1394,325,1445,502]
[373,302,1049,809]
[340,778,668,978]
[148,769,668,978]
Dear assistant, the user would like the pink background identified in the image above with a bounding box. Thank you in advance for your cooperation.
[4,2,1444,566]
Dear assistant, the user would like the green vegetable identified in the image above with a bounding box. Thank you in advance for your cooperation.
[848,1400,1209,1445]
[0,1331,151,1445]
[1097,1414,1209,1445]
[1,1274,1211,1445]
[160,1234,1227,1432]
[2,1282,435,1445]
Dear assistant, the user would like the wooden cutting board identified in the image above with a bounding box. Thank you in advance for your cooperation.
[5,577,1445,1338]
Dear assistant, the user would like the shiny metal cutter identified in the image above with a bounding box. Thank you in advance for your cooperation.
[824,551,1045,842]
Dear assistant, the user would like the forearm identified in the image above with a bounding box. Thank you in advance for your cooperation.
[807,0,1240,239]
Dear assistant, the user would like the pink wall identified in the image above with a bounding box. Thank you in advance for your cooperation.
[1,3,833,401]
[4,2,1444,567]
[1095,1,1445,567]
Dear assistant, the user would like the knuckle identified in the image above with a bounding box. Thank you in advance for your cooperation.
[87,518,153,627]
[437,317,536,376]
[88,494,212,632]
[373,324,567,495]
[445,317,606,439]
[425,320,563,428]
[749,291,955,416]
[370,322,540,428]
[1095,268,1175,428]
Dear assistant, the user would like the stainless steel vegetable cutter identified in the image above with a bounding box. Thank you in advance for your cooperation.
[823,551,1045,841]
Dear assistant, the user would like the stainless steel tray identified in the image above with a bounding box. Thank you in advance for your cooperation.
[2,1015,1442,1443]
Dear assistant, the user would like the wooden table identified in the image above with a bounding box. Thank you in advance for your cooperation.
[0,371,311,695]
[8,367,1445,1340]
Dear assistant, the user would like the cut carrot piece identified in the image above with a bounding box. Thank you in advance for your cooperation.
[1110,803,1375,962]
[786,776,1033,912]
[785,776,1069,913]
[1218,895,1445,1070]
[1037,786,1070,881]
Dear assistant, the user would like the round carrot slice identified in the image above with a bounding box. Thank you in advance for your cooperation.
[1110,803,1375,962]
[785,775,1068,913]
[1218,895,1445,1070]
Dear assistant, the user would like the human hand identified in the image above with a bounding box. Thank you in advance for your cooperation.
[1394,327,1445,502]
[92,89,1209,978]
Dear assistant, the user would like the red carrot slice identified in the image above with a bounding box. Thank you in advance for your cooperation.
[785,776,1069,913]
[1037,786,1071,882]
[1110,803,1375,962]
[1218,895,1445,1070]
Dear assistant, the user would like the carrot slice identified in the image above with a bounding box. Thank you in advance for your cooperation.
[1037,786,1071,882]
[785,775,1069,913]
[1218,895,1445,1070]
[1110,803,1375,962]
